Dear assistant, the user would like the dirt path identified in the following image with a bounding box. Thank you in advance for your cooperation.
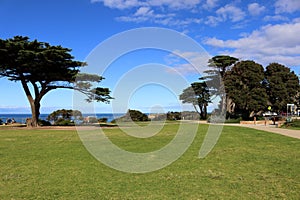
[225,124,300,139]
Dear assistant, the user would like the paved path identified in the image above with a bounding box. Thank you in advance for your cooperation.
[225,124,300,139]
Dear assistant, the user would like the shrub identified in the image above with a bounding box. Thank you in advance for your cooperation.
[54,118,74,126]
[98,118,108,123]
[114,109,149,122]
[283,119,300,128]
[38,119,51,126]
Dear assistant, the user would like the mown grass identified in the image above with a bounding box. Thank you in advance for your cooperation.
[0,123,299,199]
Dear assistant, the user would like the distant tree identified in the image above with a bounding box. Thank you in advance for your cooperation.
[224,60,268,119]
[166,112,181,120]
[47,109,82,122]
[180,82,211,119]
[265,63,300,113]
[0,36,112,127]
[115,109,149,122]
[127,109,149,121]
[204,55,239,114]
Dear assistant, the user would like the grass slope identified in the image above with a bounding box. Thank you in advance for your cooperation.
[0,124,299,199]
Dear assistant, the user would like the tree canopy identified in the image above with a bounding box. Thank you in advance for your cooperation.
[0,36,112,126]
[47,109,82,122]
[265,63,300,113]
[224,60,268,118]
[179,82,211,119]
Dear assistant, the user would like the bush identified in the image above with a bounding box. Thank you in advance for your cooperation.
[283,119,300,128]
[114,109,149,122]
[0,119,2,125]
[38,119,51,126]
[98,118,108,123]
[167,112,181,120]
[225,117,242,123]
[54,118,74,126]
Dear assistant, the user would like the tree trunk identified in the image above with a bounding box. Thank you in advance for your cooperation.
[203,104,207,119]
[28,99,40,127]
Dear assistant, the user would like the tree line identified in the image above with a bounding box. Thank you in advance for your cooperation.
[1,36,299,125]
[180,55,300,120]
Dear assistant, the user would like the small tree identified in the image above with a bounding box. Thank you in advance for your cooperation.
[180,82,211,120]
[0,36,112,127]
[204,55,239,114]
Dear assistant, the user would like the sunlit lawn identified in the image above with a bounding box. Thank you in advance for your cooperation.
[0,123,299,199]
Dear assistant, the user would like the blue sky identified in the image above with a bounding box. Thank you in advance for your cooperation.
[0,0,299,114]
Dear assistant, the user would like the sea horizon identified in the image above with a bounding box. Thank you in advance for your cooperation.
[0,113,126,124]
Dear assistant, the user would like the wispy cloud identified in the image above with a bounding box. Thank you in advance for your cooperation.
[275,0,300,14]
[165,50,212,75]
[91,0,201,10]
[248,3,265,16]
[205,4,246,26]
[204,21,300,66]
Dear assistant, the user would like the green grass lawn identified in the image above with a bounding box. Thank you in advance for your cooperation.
[1,124,299,199]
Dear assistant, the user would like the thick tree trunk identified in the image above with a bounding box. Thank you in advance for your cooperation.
[32,101,40,127]
[28,99,40,127]
[20,79,42,127]
[203,104,207,119]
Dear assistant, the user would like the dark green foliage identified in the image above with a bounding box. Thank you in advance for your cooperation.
[282,119,300,129]
[166,112,181,120]
[54,118,74,126]
[224,60,268,119]
[204,55,239,114]
[38,119,51,126]
[0,36,112,127]
[265,63,300,112]
[98,118,108,123]
[180,82,211,119]
[115,109,149,122]
[47,109,82,121]
[0,119,2,125]
[207,55,239,78]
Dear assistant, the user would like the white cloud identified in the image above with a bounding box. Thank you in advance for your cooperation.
[116,7,201,26]
[216,4,246,22]
[148,0,201,10]
[205,4,246,26]
[275,0,300,13]
[165,50,212,75]
[204,21,300,66]
[91,0,201,10]
[248,3,265,16]
[203,0,219,10]
[91,0,140,9]
[263,15,289,22]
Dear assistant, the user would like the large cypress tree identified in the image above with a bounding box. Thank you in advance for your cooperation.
[0,36,112,127]
[265,63,299,113]
[224,60,268,119]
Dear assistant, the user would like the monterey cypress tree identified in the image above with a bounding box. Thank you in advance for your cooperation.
[224,60,268,119]
[0,36,112,127]
[265,63,299,113]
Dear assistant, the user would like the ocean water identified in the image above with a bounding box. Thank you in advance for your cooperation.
[0,113,125,124]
